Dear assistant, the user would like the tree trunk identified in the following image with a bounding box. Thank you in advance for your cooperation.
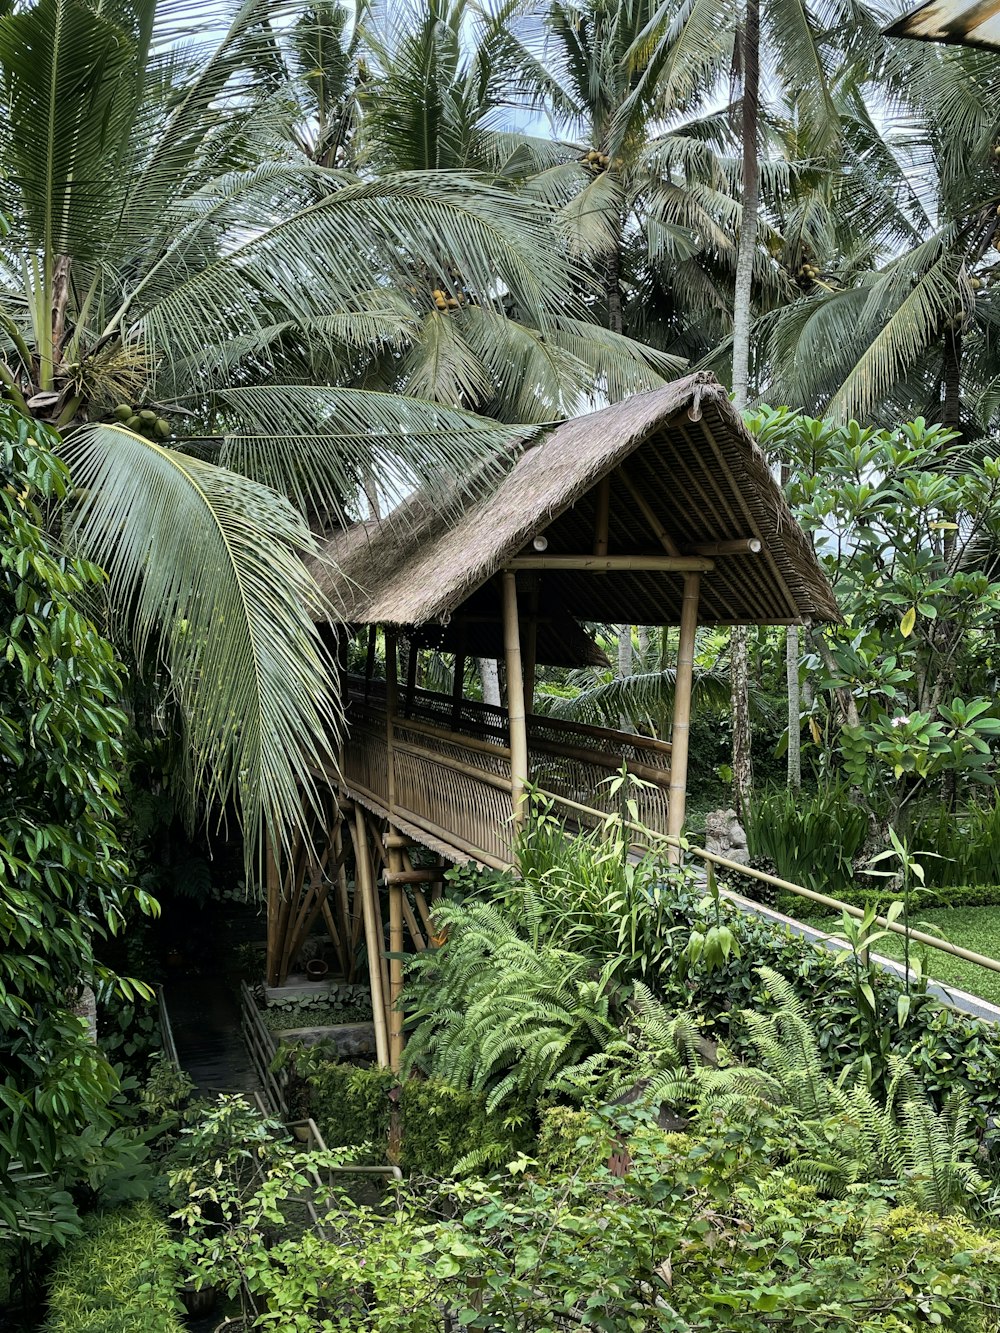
[786,624,801,788]
[728,0,760,816]
[477,658,501,708]
[617,627,634,732]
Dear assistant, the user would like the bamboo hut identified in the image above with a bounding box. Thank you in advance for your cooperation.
[266,372,840,1069]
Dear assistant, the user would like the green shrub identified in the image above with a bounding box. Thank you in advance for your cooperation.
[818,881,1000,911]
[308,1062,534,1176]
[43,1203,183,1332]
[308,1063,394,1153]
[398,1079,534,1175]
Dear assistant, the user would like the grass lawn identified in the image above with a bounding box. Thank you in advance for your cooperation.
[804,906,1000,1008]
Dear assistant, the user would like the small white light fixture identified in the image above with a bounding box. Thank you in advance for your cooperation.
[532,534,549,552]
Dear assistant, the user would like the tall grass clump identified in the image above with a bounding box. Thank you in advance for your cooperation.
[743,783,868,896]
[904,797,1000,888]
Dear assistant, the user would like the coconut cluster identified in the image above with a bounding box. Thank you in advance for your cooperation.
[582,148,611,172]
[113,403,171,438]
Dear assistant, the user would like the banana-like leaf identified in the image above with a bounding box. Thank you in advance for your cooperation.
[59,423,340,856]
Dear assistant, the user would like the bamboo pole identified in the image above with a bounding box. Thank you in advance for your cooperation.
[523,575,538,716]
[507,555,713,572]
[403,639,418,718]
[451,651,466,730]
[352,806,390,1068]
[502,571,529,828]
[690,538,762,556]
[388,839,405,1071]
[364,625,376,702]
[265,833,281,988]
[667,573,700,861]
[385,630,398,813]
[400,893,426,951]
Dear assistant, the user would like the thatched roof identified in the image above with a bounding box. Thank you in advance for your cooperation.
[315,372,840,637]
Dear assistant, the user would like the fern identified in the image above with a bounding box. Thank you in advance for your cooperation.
[697,967,988,1214]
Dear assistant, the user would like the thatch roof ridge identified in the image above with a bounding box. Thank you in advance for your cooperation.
[315,372,839,628]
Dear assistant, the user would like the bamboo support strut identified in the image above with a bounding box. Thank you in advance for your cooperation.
[618,467,682,556]
[502,570,529,827]
[507,555,714,572]
[593,475,611,557]
[387,836,405,1072]
[352,806,390,1068]
[667,572,700,858]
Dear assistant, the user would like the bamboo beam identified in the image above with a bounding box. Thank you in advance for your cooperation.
[352,805,390,1068]
[690,538,762,556]
[618,467,682,556]
[502,571,529,827]
[388,838,405,1072]
[506,555,713,572]
[384,868,442,885]
[593,475,611,557]
[334,820,354,982]
[667,573,700,861]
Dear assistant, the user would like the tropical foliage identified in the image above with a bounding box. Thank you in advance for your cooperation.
[0,406,152,1243]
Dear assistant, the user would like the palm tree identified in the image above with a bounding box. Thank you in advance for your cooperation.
[762,36,1000,433]
[0,0,682,852]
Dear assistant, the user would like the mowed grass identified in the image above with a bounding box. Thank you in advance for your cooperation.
[803,906,1000,1008]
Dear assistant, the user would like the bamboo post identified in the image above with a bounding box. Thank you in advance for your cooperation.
[502,570,529,827]
[352,806,390,1068]
[667,572,701,862]
[387,838,405,1071]
[523,575,538,717]
[385,628,398,813]
[265,832,281,987]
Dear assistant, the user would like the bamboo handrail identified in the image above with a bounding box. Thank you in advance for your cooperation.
[540,790,1000,979]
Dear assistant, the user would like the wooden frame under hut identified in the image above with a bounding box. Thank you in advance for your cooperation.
[265,372,840,1069]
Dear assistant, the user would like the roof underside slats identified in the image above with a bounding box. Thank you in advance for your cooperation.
[313,373,840,647]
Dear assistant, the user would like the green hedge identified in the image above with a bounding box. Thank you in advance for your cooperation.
[308,1064,533,1175]
[43,1203,184,1333]
[778,883,1000,914]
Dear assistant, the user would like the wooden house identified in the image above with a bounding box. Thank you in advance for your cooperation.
[266,372,839,1068]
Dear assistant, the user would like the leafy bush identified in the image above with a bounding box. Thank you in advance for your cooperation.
[173,1103,1000,1332]
[307,1061,533,1175]
[307,1062,394,1154]
[43,1203,183,1332]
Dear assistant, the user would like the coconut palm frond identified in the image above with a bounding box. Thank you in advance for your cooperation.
[59,424,340,855]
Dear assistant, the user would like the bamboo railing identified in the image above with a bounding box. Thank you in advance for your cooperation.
[344,677,672,860]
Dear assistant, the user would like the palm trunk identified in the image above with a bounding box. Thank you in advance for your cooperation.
[729,0,760,816]
[477,657,501,708]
